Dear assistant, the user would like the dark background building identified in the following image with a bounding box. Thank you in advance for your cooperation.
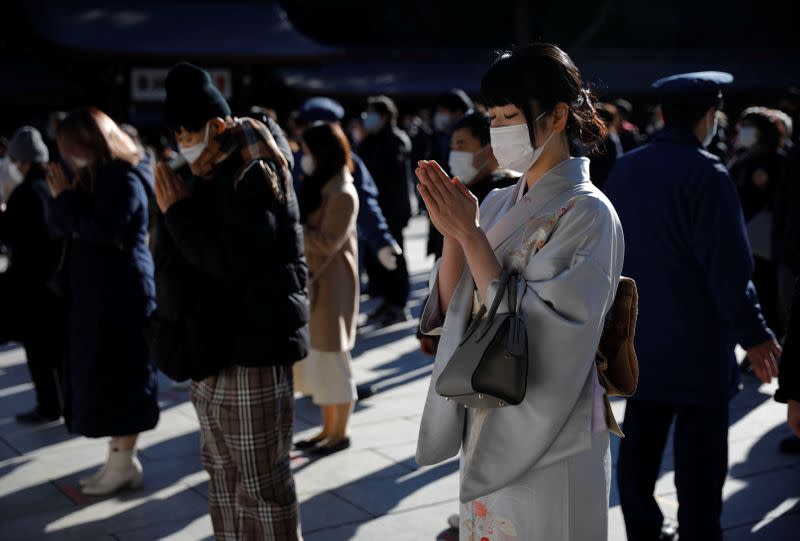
[1,0,799,136]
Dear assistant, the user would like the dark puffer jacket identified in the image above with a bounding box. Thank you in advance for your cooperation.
[150,120,309,380]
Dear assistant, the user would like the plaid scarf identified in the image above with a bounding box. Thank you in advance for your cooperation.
[191,117,289,181]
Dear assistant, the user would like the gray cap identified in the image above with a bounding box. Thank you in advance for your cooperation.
[8,126,49,164]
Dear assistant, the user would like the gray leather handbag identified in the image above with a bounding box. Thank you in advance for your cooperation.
[435,270,528,408]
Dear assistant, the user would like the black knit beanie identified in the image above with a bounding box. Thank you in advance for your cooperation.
[164,62,231,131]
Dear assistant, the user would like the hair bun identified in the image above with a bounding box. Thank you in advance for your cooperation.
[572,89,593,109]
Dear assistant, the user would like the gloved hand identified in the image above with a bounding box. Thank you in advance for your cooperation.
[378,245,399,271]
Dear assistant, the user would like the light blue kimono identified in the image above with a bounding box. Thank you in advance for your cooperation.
[417,158,624,540]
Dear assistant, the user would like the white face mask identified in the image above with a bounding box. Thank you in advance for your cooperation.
[72,157,89,169]
[8,161,24,183]
[490,113,552,173]
[736,126,758,149]
[300,154,315,176]
[179,123,210,165]
[702,115,719,148]
[434,111,452,133]
[448,148,486,185]
[362,112,384,134]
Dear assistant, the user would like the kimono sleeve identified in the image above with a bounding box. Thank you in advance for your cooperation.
[460,197,622,502]
[419,259,445,336]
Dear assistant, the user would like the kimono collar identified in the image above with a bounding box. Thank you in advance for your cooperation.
[485,157,590,250]
[654,127,703,148]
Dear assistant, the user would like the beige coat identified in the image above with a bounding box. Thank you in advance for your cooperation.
[304,168,359,352]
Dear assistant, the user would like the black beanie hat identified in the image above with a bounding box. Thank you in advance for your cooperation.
[164,62,231,131]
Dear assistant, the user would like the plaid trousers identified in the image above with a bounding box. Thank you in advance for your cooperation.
[192,364,302,540]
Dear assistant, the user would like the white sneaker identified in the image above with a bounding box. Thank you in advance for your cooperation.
[81,447,143,496]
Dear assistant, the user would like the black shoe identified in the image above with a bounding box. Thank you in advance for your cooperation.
[309,437,351,456]
[365,302,391,323]
[779,436,800,454]
[293,440,319,451]
[16,408,60,424]
[293,435,328,451]
[356,384,374,401]
[376,306,411,327]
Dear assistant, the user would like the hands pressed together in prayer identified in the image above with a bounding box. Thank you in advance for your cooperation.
[416,159,501,309]
[415,160,480,245]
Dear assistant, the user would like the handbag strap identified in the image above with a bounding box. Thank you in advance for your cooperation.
[476,270,519,337]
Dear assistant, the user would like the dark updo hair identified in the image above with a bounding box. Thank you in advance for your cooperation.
[452,111,491,146]
[299,122,353,223]
[480,43,607,152]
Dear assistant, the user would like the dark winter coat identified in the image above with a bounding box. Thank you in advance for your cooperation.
[357,124,414,232]
[51,158,159,438]
[776,278,800,403]
[0,167,65,343]
[605,128,756,404]
[151,120,309,380]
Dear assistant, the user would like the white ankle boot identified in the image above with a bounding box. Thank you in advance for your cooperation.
[79,463,107,487]
[81,446,143,496]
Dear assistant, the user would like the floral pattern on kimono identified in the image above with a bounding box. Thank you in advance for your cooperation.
[460,498,519,541]
[506,198,577,275]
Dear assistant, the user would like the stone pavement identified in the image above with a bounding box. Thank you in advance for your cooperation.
[0,216,799,540]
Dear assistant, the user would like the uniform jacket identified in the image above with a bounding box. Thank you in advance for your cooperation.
[416,158,624,502]
[305,168,359,352]
[604,127,755,404]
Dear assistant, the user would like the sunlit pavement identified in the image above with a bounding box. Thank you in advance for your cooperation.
[0,216,798,540]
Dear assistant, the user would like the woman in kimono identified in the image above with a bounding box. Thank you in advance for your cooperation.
[415,43,625,540]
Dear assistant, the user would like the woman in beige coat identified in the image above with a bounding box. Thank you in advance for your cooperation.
[294,122,360,456]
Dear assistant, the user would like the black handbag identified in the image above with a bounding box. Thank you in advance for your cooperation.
[435,270,528,408]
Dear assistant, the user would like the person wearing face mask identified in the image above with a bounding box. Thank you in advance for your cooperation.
[292,122,359,456]
[0,126,66,425]
[416,43,622,540]
[45,108,160,496]
[426,111,520,261]
[605,73,781,541]
[358,95,414,326]
[431,89,474,173]
[729,108,786,339]
[293,98,402,284]
[153,62,306,539]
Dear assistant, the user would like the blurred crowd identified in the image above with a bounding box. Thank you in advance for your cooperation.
[0,57,799,540]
